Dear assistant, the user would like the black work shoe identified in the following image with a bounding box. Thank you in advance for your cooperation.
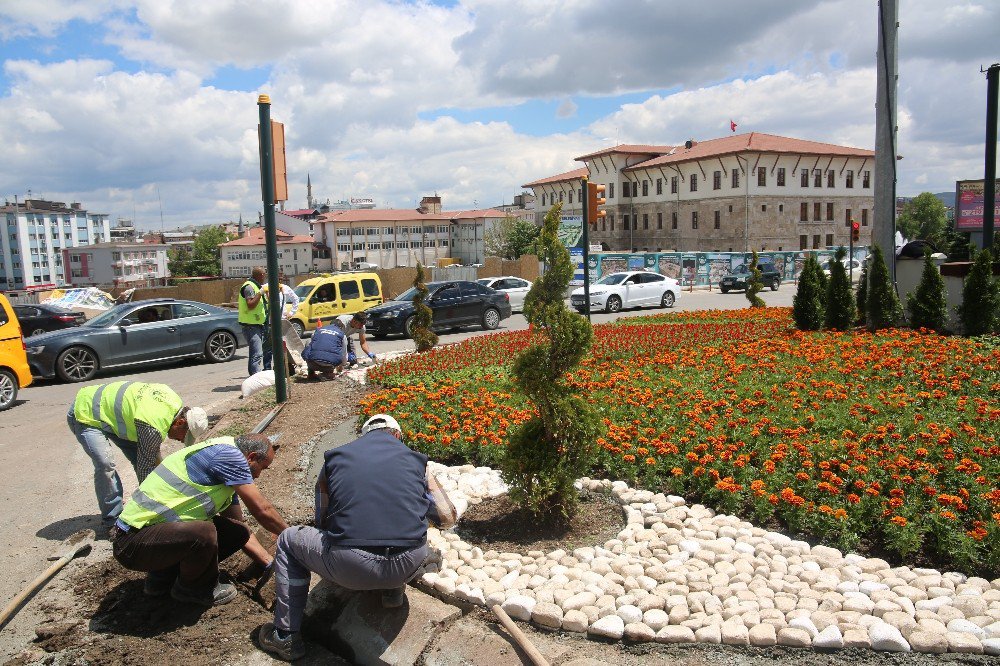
[143,572,175,597]
[381,587,406,608]
[170,580,238,607]
[258,622,306,661]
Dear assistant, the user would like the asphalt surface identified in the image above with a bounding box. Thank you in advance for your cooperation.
[0,286,794,658]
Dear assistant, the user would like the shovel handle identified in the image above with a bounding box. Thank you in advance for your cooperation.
[0,555,72,629]
[491,604,549,666]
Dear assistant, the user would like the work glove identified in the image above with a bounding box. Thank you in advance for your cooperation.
[254,560,275,597]
[368,352,377,360]
[348,352,357,364]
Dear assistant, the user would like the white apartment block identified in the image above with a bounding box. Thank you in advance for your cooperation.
[0,199,111,290]
[524,133,876,253]
[63,242,169,288]
[220,227,314,278]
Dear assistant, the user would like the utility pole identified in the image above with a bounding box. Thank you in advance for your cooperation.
[875,0,899,279]
[983,63,999,251]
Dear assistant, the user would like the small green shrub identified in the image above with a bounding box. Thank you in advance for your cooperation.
[824,247,856,331]
[793,254,824,331]
[865,244,903,331]
[855,264,869,326]
[411,262,438,352]
[745,250,765,308]
[906,248,948,332]
[957,248,1000,336]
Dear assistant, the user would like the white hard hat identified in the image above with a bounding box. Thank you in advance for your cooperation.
[361,414,401,435]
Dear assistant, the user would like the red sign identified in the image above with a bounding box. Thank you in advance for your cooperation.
[955,179,1000,231]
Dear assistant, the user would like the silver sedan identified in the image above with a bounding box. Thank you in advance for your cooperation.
[476,276,533,313]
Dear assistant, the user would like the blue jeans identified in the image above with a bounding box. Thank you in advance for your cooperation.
[242,324,265,376]
[67,410,138,522]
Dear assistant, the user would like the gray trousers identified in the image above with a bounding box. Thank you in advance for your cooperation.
[273,525,428,633]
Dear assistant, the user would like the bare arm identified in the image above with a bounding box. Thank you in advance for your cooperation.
[358,330,373,356]
[245,285,264,308]
[426,471,457,529]
[233,483,288,535]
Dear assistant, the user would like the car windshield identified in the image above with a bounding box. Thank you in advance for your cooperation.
[476,278,491,285]
[85,304,134,327]
[293,285,313,299]
[392,287,421,302]
[596,274,628,286]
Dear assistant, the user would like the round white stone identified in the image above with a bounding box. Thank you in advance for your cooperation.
[589,614,625,639]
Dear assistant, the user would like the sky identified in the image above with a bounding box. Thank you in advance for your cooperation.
[0,0,997,231]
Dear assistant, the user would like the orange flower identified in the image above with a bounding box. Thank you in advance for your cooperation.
[890,516,907,527]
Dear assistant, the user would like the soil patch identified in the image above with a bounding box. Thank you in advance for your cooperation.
[456,492,625,554]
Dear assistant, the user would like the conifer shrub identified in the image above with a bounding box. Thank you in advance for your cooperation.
[792,254,824,330]
[499,203,603,521]
[824,246,857,331]
[855,263,869,326]
[865,244,903,331]
[411,262,438,352]
[906,248,948,332]
[957,248,1000,336]
[745,250,766,308]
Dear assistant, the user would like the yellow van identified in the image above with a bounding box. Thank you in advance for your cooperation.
[0,294,33,410]
[289,272,383,336]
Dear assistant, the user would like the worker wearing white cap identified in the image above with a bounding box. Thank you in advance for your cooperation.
[68,381,210,526]
[257,413,456,661]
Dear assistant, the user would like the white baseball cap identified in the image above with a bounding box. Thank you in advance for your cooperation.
[183,407,210,445]
[361,414,401,435]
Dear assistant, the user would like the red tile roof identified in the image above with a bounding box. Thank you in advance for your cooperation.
[220,227,313,247]
[625,133,873,171]
[574,144,675,161]
[281,209,319,217]
[449,208,506,219]
[316,209,452,223]
[522,167,589,188]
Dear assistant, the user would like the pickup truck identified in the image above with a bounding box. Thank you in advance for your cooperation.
[720,262,781,292]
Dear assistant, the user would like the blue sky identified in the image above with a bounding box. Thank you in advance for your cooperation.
[0,0,996,229]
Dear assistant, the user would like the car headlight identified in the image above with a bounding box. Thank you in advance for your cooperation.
[590,290,606,297]
[26,346,45,355]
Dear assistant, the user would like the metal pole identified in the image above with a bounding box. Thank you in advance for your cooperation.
[257,94,287,404]
[984,63,999,251]
[875,0,899,279]
[581,178,592,323]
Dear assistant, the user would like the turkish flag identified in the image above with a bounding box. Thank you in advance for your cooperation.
[730,120,737,132]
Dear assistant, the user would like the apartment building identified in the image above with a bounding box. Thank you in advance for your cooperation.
[0,199,111,290]
[220,227,314,278]
[524,133,875,253]
[63,242,169,288]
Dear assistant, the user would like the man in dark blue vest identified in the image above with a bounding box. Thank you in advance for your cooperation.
[257,414,456,661]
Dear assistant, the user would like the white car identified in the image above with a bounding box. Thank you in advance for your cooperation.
[821,258,862,279]
[570,271,680,313]
[477,276,532,313]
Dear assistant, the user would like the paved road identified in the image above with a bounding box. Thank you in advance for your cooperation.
[0,286,793,656]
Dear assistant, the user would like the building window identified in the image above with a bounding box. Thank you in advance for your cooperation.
[578,188,583,202]
[656,178,662,195]
[558,192,564,202]
[714,210,721,229]
[642,180,649,197]
[845,208,852,226]
[601,218,606,231]
[800,203,809,221]
[632,215,638,230]
[671,212,678,229]
[541,194,546,206]
[826,203,834,221]
[813,170,822,188]
[609,214,615,231]
[813,234,821,249]
[657,212,663,229]
[671,176,678,194]
[801,170,809,187]
[827,170,835,188]
[813,202,821,221]
[609,182,615,199]
[777,167,786,186]
[690,174,698,192]
[862,209,869,226]
[623,214,630,229]
[800,235,808,250]
[826,233,834,247]
[641,214,647,229]
[692,212,699,229]
[568,190,573,204]
[762,204,767,212]
[779,204,784,212]
[757,167,766,187]
[713,171,722,190]
[732,169,740,188]
[863,170,871,188]
[846,170,854,188]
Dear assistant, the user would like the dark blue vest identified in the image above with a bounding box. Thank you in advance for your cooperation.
[303,326,346,366]
[320,430,429,547]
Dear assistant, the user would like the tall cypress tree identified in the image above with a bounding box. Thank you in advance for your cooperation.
[856,263,869,326]
[746,250,766,308]
[865,244,903,331]
[824,247,856,330]
[957,248,1000,336]
[793,255,824,330]
[411,262,438,352]
[906,248,948,332]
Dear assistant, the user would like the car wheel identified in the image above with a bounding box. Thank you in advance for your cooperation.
[0,369,18,411]
[404,315,416,339]
[290,320,305,338]
[482,307,501,331]
[771,279,780,291]
[720,286,729,294]
[661,291,675,308]
[30,327,46,337]
[205,330,237,362]
[605,295,622,313]
[56,346,99,383]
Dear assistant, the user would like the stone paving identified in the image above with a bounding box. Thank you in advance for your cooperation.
[416,463,1000,656]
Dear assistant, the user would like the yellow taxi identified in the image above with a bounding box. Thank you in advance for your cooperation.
[288,272,383,336]
[0,293,33,410]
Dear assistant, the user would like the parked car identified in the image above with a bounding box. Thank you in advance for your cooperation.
[570,271,681,313]
[25,298,245,383]
[13,303,86,336]
[289,272,383,336]
[0,294,32,410]
[365,280,512,338]
[476,276,533,313]
[720,262,781,293]
[821,258,862,278]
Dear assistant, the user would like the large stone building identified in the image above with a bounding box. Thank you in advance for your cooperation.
[523,133,875,253]
[0,199,111,291]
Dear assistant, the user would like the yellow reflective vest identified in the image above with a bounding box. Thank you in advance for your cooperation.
[238,280,266,325]
[73,381,182,442]
[119,437,240,529]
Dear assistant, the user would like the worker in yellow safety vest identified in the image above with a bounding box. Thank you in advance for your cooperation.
[67,381,209,526]
[112,434,287,606]
[238,266,268,376]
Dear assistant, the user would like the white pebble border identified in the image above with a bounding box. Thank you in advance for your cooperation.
[416,462,1000,656]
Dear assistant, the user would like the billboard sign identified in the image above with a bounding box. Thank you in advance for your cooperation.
[558,215,584,249]
[569,248,585,286]
[955,179,1000,231]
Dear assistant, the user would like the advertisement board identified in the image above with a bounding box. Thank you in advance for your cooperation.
[569,248,585,286]
[955,179,1000,231]
[558,215,584,249]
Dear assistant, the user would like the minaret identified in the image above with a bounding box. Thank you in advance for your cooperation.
[307,173,313,209]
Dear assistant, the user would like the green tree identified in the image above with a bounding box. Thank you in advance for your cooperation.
[189,226,231,276]
[793,254,825,330]
[865,244,903,331]
[824,247,857,330]
[167,246,193,277]
[745,250,765,308]
[483,215,540,259]
[410,262,438,352]
[957,248,1000,336]
[897,193,948,248]
[906,248,949,332]
[855,263,869,326]
[499,203,602,522]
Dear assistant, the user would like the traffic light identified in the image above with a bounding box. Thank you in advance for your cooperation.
[586,182,607,226]
[851,220,860,243]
